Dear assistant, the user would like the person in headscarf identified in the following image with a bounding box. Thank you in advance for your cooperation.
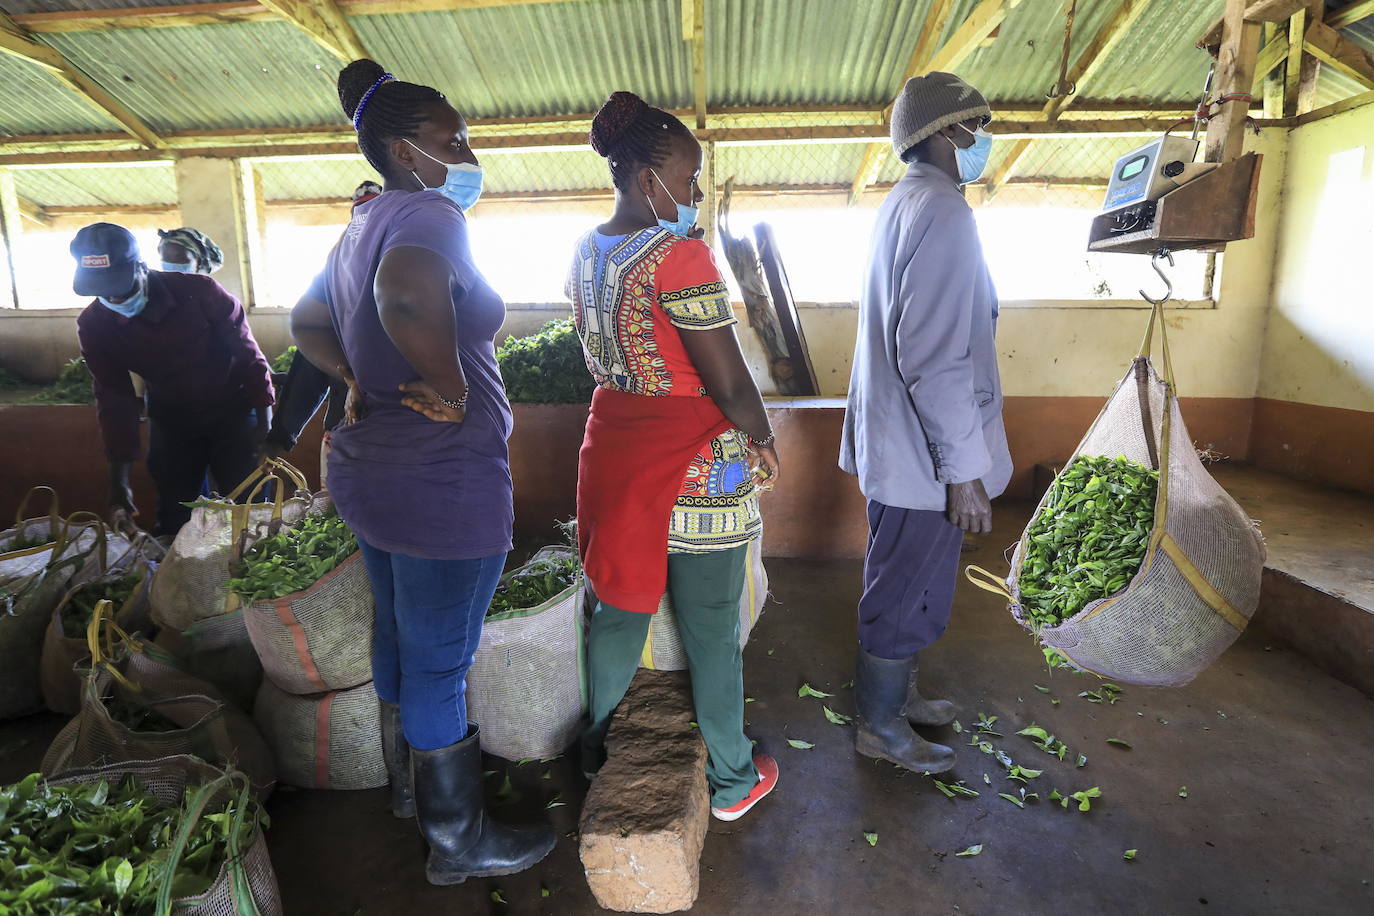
[157,227,225,275]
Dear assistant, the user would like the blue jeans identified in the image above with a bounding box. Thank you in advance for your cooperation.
[358,539,506,751]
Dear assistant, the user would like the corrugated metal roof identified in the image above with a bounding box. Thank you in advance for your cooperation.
[5,1,209,10]
[959,0,1222,105]
[14,162,176,207]
[40,22,343,132]
[355,1,691,118]
[0,54,126,135]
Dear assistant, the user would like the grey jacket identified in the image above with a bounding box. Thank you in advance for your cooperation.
[840,163,1012,511]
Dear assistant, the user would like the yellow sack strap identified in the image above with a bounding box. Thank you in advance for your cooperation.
[12,485,60,538]
[1157,534,1248,632]
[964,565,1014,602]
[86,598,143,693]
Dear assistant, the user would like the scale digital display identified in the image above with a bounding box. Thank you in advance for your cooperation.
[1119,155,1149,181]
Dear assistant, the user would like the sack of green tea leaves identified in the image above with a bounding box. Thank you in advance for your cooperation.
[967,304,1264,686]
[640,536,769,671]
[252,678,386,790]
[1,509,120,720]
[34,756,281,915]
[466,546,585,761]
[41,531,163,716]
[151,459,313,632]
[0,486,67,586]
[236,507,373,695]
[43,602,276,798]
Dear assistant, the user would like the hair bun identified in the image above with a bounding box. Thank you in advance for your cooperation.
[338,58,389,120]
[590,91,650,157]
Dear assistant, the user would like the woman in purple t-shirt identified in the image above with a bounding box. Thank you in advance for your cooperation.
[289,59,554,886]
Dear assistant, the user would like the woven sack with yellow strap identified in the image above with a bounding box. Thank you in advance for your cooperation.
[42,600,276,799]
[967,294,1265,686]
[150,459,312,632]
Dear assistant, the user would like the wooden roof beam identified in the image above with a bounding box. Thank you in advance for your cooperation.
[1326,1,1374,31]
[0,12,165,149]
[1304,18,1374,89]
[682,0,707,129]
[848,0,1018,206]
[257,0,370,61]
[12,0,591,34]
[1199,0,1308,50]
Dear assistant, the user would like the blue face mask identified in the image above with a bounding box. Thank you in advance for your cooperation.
[647,170,699,237]
[946,123,993,184]
[406,140,484,211]
[160,261,195,274]
[99,279,148,318]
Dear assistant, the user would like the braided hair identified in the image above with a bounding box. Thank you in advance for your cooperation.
[338,59,447,179]
[589,91,695,191]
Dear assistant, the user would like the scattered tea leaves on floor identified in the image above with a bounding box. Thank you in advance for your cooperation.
[786,739,815,750]
[1178,786,1189,798]
[956,845,983,857]
[491,889,507,904]
[998,792,1026,809]
[798,683,833,699]
[1106,738,1132,749]
[865,832,878,847]
[822,706,852,726]
[1123,849,1138,861]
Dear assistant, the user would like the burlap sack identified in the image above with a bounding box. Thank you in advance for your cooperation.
[253,678,386,790]
[1,512,120,720]
[969,304,1265,686]
[42,605,276,798]
[640,536,769,671]
[47,756,281,916]
[467,548,584,761]
[243,551,373,695]
[155,610,264,712]
[40,533,162,716]
[151,460,312,632]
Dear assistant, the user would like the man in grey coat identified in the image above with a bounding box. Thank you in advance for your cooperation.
[840,72,1012,774]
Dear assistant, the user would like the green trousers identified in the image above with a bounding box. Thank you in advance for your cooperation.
[581,544,758,809]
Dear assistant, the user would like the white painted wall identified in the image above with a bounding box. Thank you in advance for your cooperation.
[1259,101,1374,412]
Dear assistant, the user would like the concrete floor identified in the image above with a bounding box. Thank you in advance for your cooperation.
[3,501,1373,915]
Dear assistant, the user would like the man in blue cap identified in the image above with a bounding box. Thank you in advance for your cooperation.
[71,222,275,537]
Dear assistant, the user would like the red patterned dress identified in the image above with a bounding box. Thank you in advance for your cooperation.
[567,227,761,553]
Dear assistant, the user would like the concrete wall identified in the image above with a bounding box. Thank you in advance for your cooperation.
[1251,100,1374,494]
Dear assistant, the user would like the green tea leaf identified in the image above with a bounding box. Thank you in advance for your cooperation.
[1106,738,1132,749]
[786,739,815,750]
[998,793,1026,809]
[956,844,983,857]
[1033,685,1051,693]
[864,832,878,847]
[1123,849,1138,861]
[491,889,507,904]
[541,888,552,898]
[822,706,853,726]
[1178,786,1189,798]
[931,780,957,799]
[113,859,133,896]
[798,683,833,699]
[1076,754,1088,768]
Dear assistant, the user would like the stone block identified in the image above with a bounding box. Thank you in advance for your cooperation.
[579,669,708,913]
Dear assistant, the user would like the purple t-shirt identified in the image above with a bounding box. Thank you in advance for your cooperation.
[318,190,513,560]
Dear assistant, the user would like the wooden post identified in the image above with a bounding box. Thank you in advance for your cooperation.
[235,159,261,308]
[1205,0,1263,163]
[699,139,716,247]
[0,168,22,308]
[1297,1,1325,114]
[1261,23,1284,117]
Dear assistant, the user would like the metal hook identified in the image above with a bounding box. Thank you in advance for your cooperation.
[1140,247,1174,306]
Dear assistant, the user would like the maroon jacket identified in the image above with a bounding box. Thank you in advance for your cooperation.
[76,271,274,462]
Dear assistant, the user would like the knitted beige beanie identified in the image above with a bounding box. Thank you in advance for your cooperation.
[890,71,992,159]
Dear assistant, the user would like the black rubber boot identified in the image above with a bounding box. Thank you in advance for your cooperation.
[411,726,557,886]
[379,700,415,818]
[853,648,956,774]
[905,656,956,728]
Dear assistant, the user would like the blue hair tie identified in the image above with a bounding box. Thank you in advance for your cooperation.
[352,73,394,131]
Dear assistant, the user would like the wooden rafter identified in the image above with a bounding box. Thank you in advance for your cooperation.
[847,0,1016,206]
[988,0,1156,200]
[0,12,165,149]
[1199,0,1307,49]
[12,0,586,33]
[1284,5,1310,115]
[683,0,707,130]
[1252,27,1289,90]
[1326,1,1374,31]
[256,0,370,61]
[1304,18,1374,89]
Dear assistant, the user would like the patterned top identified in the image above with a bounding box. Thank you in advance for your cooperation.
[568,228,761,553]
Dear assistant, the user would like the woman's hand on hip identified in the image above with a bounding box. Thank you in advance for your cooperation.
[399,379,466,423]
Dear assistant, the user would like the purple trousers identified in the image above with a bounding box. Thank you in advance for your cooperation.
[858,500,963,660]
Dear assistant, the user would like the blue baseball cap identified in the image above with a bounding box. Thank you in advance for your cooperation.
[71,222,142,298]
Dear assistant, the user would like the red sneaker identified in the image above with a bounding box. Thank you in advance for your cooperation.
[711,754,779,822]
